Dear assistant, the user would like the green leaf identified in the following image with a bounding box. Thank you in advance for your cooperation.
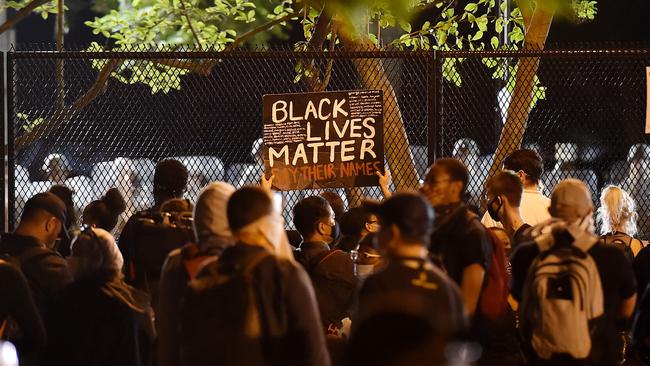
[369,33,379,46]
[491,36,499,49]
[464,3,478,12]
[436,30,447,46]
[472,31,483,41]
[495,17,504,33]
[422,21,430,31]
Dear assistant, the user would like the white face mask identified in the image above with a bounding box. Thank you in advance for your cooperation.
[355,264,374,279]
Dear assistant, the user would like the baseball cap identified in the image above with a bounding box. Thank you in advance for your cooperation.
[550,179,593,221]
[23,192,69,240]
[363,193,434,243]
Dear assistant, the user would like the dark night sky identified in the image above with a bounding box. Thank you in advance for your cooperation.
[12,0,650,46]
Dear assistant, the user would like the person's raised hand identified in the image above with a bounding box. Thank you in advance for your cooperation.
[261,173,275,192]
[375,170,392,199]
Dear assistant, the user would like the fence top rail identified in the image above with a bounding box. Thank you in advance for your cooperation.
[8,49,435,60]
[437,48,650,58]
[8,45,650,60]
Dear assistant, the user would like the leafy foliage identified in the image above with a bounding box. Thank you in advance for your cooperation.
[10,0,596,102]
[84,0,254,47]
[1,0,65,19]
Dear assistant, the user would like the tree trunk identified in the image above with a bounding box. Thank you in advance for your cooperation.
[487,4,554,179]
[338,33,419,199]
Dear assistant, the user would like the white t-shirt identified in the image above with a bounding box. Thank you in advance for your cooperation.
[481,188,551,228]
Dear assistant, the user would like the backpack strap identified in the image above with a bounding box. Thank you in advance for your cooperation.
[240,250,272,279]
[307,249,342,275]
[182,243,218,280]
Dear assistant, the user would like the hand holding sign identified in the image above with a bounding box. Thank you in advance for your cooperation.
[261,173,275,192]
[376,170,392,199]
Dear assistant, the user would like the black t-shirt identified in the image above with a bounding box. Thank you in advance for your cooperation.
[512,223,532,249]
[511,230,637,365]
[634,245,650,297]
[354,256,467,339]
[429,204,491,285]
[294,241,358,329]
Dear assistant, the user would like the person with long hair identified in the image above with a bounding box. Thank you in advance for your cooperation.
[597,185,645,258]
[82,188,127,233]
[41,227,153,366]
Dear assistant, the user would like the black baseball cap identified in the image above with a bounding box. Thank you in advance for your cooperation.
[23,192,69,239]
[363,193,434,243]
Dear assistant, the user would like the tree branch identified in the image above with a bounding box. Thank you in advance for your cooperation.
[316,23,337,91]
[0,0,52,35]
[414,0,456,16]
[298,5,332,91]
[16,59,123,150]
[224,12,296,51]
[306,5,332,49]
[178,0,203,48]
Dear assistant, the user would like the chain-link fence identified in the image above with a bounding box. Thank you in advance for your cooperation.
[6,46,434,232]
[7,46,650,237]
[434,47,650,238]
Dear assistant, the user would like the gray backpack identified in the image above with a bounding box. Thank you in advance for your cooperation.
[520,231,604,360]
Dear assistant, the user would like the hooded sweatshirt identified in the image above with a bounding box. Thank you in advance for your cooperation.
[157,182,235,366]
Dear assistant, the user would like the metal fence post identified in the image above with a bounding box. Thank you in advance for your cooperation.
[6,50,14,232]
[427,50,442,166]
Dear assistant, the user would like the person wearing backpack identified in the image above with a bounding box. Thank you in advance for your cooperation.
[351,193,467,363]
[157,182,235,366]
[423,158,516,365]
[511,179,638,365]
[293,196,358,336]
[179,186,329,366]
[0,193,73,315]
[119,159,189,279]
[597,185,645,260]
[0,256,46,366]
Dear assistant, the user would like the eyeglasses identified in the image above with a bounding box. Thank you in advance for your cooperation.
[350,250,382,262]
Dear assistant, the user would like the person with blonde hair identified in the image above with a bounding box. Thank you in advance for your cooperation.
[597,185,644,258]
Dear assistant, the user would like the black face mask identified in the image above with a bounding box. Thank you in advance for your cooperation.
[330,221,341,242]
[487,196,503,222]
[323,221,341,244]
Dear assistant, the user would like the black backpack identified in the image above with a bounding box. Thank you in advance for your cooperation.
[630,284,650,364]
[601,232,636,262]
[0,251,45,344]
[179,249,271,366]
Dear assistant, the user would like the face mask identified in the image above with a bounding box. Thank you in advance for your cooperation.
[487,196,503,222]
[327,222,341,244]
[355,264,374,279]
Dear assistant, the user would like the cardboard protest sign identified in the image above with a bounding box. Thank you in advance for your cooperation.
[263,90,384,191]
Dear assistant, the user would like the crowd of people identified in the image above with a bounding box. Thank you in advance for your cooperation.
[1,149,649,366]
